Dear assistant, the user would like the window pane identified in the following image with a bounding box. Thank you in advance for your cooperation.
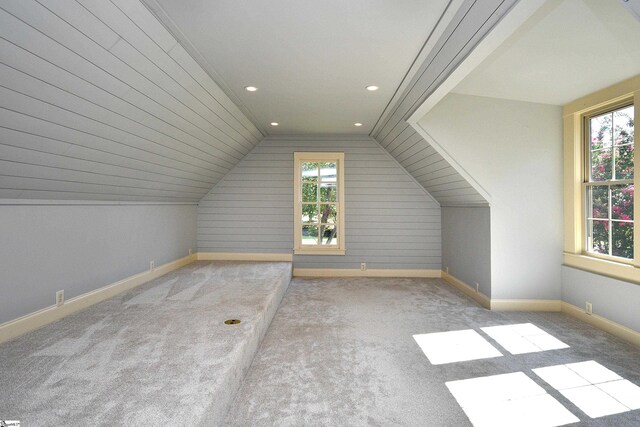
[589,185,609,219]
[320,225,337,245]
[302,183,318,202]
[302,203,318,223]
[590,112,613,182]
[302,162,318,182]
[615,144,634,180]
[612,221,633,259]
[611,184,633,220]
[590,112,613,150]
[320,183,337,202]
[591,149,612,181]
[588,219,609,255]
[318,203,337,224]
[613,105,634,146]
[301,225,318,245]
[319,162,337,183]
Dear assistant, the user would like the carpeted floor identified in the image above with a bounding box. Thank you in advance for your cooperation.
[225,277,640,426]
[0,261,291,426]
[2,270,639,426]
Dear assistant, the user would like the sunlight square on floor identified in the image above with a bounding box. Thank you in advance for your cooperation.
[413,329,502,365]
[446,372,579,427]
[481,323,569,355]
[560,384,628,418]
[533,361,640,418]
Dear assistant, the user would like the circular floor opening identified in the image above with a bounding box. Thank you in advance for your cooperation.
[224,319,241,325]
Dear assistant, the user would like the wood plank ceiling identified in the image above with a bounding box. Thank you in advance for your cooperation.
[371,0,519,206]
[0,0,261,202]
[0,0,518,205]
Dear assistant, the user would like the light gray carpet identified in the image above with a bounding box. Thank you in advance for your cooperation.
[0,261,292,426]
[225,277,640,426]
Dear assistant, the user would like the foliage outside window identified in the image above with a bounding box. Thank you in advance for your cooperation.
[294,152,345,255]
[585,105,634,260]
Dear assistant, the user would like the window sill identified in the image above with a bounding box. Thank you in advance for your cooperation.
[294,249,346,256]
[563,252,640,285]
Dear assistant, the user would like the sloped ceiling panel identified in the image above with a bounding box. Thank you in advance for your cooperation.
[378,123,486,206]
[373,0,519,206]
[0,0,262,202]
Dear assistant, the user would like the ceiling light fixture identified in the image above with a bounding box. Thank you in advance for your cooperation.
[354,123,363,127]
[245,86,258,92]
[270,122,279,126]
[365,85,379,91]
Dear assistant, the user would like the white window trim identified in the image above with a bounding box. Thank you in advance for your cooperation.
[293,152,346,255]
[563,74,640,283]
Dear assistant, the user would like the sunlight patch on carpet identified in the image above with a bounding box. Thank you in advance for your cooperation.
[413,329,502,365]
[534,361,640,418]
[481,323,569,355]
[446,372,579,427]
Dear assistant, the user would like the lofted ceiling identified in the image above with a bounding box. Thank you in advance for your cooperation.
[0,0,567,205]
[452,0,640,105]
[143,0,451,135]
[0,0,516,204]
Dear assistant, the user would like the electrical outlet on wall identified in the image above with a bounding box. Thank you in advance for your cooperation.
[585,302,593,315]
[56,290,64,307]
[360,262,366,271]
[475,283,479,293]
[189,248,192,255]
[150,260,155,271]
[445,267,449,274]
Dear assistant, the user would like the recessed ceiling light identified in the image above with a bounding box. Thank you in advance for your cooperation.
[245,86,258,92]
[365,85,379,91]
[354,122,363,127]
[270,122,279,126]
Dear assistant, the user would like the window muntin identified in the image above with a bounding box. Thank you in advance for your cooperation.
[585,104,634,260]
[294,153,345,254]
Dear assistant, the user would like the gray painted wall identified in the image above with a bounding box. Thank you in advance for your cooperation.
[562,266,640,332]
[419,93,563,300]
[442,206,491,297]
[0,0,260,202]
[0,203,196,324]
[198,137,441,270]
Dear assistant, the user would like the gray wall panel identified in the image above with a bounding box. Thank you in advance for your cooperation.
[442,206,491,297]
[0,0,261,202]
[198,137,441,270]
[562,266,640,333]
[0,203,197,323]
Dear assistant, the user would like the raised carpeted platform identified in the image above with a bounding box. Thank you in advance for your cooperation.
[0,260,292,426]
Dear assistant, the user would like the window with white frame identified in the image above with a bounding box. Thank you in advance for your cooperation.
[293,152,345,255]
[585,103,635,260]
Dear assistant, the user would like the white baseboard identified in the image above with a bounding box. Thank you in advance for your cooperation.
[293,268,441,278]
[440,272,638,347]
[197,252,293,262]
[490,299,562,312]
[0,254,197,345]
[561,302,640,347]
[441,271,491,309]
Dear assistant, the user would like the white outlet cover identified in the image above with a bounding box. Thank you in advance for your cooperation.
[56,290,64,306]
